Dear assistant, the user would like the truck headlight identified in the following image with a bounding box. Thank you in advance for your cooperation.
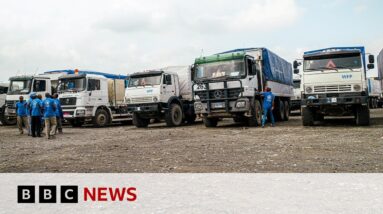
[306,86,313,94]
[76,109,85,116]
[194,95,200,101]
[235,101,246,108]
[152,97,158,102]
[194,103,203,111]
[353,84,361,91]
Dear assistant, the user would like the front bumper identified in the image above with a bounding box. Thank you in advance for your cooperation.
[128,103,164,118]
[194,98,251,117]
[4,107,17,118]
[62,106,93,120]
[302,95,368,107]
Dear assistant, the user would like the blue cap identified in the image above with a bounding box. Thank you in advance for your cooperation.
[29,92,37,98]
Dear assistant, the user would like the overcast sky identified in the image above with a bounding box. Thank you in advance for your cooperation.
[0,0,382,82]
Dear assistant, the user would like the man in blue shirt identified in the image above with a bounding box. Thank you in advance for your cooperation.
[42,93,57,139]
[26,92,36,136]
[15,96,30,135]
[52,93,63,134]
[30,94,43,137]
[261,87,275,128]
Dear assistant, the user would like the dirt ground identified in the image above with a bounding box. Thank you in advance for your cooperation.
[1,109,383,173]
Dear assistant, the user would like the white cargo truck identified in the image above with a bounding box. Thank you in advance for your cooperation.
[192,48,294,127]
[295,46,375,126]
[126,66,196,128]
[56,70,131,127]
[2,72,65,125]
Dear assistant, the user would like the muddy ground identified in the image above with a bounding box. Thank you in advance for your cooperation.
[1,109,383,173]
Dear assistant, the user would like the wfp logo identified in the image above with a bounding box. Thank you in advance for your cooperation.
[341,74,352,79]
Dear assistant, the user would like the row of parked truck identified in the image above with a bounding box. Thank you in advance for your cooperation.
[1,46,383,128]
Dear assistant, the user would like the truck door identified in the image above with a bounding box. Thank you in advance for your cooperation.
[163,74,176,101]
[33,79,49,98]
[246,58,259,93]
[87,78,103,106]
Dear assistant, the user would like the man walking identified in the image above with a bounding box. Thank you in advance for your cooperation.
[261,87,275,128]
[42,93,57,139]
[52,93,63,134]
[15,96,30,135]
[30,93,43,137]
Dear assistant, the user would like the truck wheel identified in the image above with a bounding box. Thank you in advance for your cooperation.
[133,113,149,128]
[70,120,83,127]
[185,114,196,124]
[302,107,314,126]
[355,105,370,126]
[283,101,290,121]
[203,116,218,128]
[248,99,262,127]
[93,109,110,127]
[275,100,285,121]
[165,103,183,127]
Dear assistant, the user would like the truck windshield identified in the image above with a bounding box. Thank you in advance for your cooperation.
[194,59,245,80]
[128,75,162,87]
[8,79,32,95]
[304,52,362,72]
[58,77,86,92]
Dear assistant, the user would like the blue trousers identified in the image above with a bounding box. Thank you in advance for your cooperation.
[262,106,275,126]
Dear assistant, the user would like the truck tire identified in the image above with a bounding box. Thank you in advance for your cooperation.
[283,101,290,121]
[93,109,110,127]
[275,100,285,121]
[302,107,314,126]
[185,114,196,124]
[203,116,218,127]
[355,105,370,126]
[132,113,149,128]
[248,99,262,127]
[165,103,183,127]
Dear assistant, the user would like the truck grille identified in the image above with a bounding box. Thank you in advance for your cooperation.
[314,85,352,93]
[60,97,77,106]
[131,97,153,104]
[195,88,243,101]
[6,100,16,109]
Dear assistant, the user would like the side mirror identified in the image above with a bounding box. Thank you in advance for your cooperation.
[369,55,375,64]
[294,69,300,74]
[293,60,301,69]
[367,64,375,69]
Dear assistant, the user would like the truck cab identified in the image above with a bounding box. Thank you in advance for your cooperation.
[58,71,130,127]
[3,75,52,125]
[296,47,375,126]
[126,67,195,128]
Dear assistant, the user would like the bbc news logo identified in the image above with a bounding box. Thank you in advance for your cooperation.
[17,185,137,203]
